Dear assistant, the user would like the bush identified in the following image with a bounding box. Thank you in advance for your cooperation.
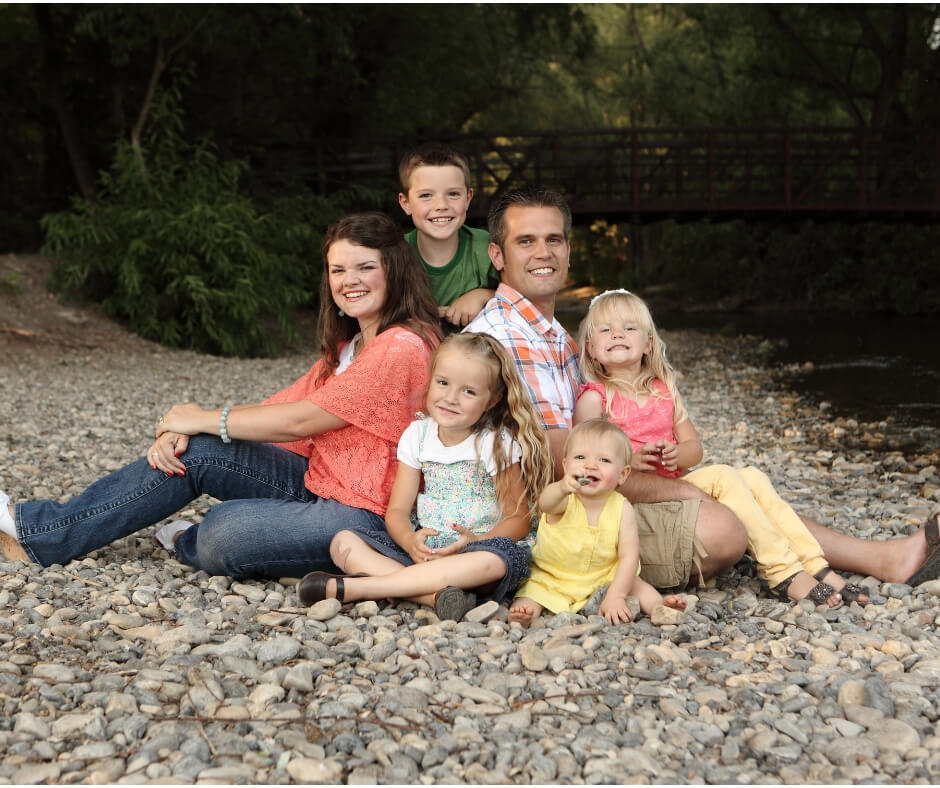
[41,92,339,356]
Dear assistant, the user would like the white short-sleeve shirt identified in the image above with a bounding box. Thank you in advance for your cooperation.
[397,418,521,475]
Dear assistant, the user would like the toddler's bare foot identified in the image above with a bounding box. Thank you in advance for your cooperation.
[662,594,686,610]
[509,597,543,628]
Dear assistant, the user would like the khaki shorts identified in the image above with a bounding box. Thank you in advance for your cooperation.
[634,499,705,590]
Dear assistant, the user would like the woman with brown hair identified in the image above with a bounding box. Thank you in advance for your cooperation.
[1,212,442,579]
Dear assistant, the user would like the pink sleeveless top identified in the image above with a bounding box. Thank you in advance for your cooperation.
[578,380,682,478]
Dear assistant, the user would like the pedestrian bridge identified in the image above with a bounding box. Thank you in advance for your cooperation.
[301,127,939,223]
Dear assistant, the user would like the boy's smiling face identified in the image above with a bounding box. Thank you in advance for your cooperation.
[399,165,473,244]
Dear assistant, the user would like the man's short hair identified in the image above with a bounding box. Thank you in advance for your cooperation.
[398,142,472,191]
[487,186,572,248]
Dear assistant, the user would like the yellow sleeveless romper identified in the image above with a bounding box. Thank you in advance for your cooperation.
[516,491,638,613]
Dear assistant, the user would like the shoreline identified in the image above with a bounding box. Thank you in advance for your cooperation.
[1,327,939,783]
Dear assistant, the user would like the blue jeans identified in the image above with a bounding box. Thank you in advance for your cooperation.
[14,435,386,579]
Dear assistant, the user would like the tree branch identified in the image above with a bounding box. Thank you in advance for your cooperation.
[129,9,215,181]
[764,6,867,127]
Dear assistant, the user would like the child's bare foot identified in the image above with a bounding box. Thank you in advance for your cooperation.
[509,597,543,628]
[662,594,686,610]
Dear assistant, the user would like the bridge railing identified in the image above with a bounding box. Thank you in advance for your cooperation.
[299,128,940,219]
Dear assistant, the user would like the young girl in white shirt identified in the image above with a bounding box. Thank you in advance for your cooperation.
[298,332,551,620]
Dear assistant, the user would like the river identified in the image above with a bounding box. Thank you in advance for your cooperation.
[556,304,939,454]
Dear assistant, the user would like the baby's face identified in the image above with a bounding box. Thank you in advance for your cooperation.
[564,432,629,494]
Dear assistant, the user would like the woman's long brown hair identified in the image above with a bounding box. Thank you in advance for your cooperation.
[316,212,442,382]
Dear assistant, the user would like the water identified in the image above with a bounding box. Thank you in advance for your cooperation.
[558,304,939,452]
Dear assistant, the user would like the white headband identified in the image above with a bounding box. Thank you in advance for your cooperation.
[589,288,633,308]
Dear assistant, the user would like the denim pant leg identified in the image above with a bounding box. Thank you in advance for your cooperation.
[175,497,387,579]
[15,435,311,567]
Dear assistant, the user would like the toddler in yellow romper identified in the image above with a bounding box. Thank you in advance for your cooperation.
[509,418,687,627]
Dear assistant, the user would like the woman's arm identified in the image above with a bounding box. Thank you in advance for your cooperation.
[385,463,436,564]
[158,400,348,443]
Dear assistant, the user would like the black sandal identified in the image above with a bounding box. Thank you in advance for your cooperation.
[815,568,869,606]
[297,571,365,606]
[769,572,838,606]
[906,512,940,587]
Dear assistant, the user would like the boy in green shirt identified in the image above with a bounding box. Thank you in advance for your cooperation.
[398,142,498,327]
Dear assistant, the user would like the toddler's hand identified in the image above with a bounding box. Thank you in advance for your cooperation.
[632,443,661,472]
[599,592,634,625]
[657,440,679,472]
[560,474,583,494]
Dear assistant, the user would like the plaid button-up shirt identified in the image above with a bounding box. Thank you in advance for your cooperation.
[465,284,583,430]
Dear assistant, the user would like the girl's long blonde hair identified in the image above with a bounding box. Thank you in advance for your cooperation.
[431,333,551,515]
[577,290,688,425]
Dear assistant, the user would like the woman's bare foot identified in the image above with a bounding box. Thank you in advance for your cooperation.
[0,531,28,562]
[509,597,543,628]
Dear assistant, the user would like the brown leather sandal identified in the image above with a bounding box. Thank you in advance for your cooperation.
[297,571,365,606]
[769,572,838,606]
[815,568,869,605]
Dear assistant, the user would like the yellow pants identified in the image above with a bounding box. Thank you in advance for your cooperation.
[684,464,827,587]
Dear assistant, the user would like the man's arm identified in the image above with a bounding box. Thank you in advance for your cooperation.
[618,470,712,504]
[547,428,568,481]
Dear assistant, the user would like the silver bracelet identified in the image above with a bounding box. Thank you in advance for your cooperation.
[219,406,232,444]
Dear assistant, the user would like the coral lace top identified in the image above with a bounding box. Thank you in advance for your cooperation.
[264,326,434,515]
[579,380,683,478]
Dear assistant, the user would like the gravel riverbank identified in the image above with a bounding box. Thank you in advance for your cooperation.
[1,315,939,785]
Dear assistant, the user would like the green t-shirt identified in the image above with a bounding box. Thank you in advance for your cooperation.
[405,225,499,307]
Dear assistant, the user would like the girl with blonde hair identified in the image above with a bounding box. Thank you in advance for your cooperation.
[298,332,552,621]
[575,289,868,607]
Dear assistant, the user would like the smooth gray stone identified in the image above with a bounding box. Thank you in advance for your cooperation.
[256,635,302,663]
[863,676,896,717]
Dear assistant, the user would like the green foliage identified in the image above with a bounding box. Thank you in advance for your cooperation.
[41,92,338,357]
[0,272,26,297]
[593,219,940,313]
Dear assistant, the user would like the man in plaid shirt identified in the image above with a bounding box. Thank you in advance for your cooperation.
[467,186,939,593]
[466,187,748,590]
